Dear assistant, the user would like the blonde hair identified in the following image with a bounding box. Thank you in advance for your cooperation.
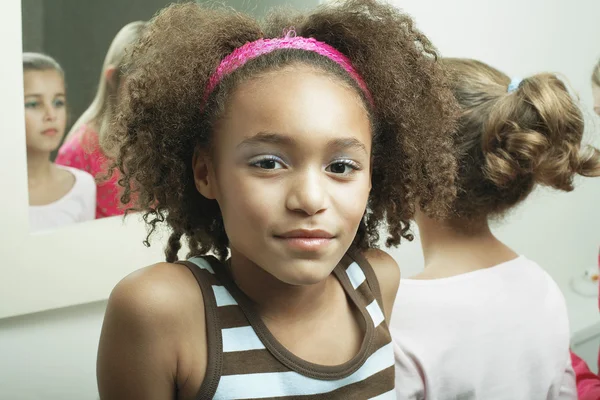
[23,52,64,77]
[67,21,146,149]
[443,58,600,219]
[593,58,600,87]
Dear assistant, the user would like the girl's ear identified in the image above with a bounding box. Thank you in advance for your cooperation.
[192,149,217,200]
[104,65,118,90]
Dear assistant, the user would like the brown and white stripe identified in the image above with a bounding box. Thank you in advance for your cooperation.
[180,251,396,399]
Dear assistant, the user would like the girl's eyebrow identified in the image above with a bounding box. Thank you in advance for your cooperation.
[237,132,368,155]
[24,93,66,98]
[236,132,295,149]
[327,137,368,155]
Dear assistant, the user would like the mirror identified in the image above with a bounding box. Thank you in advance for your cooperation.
[21,0,173,233]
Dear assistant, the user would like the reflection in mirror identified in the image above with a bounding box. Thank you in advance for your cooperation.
[23,22,148,233]
[24,52,96,232]
[54,21,146,221]
[20,0,169,233]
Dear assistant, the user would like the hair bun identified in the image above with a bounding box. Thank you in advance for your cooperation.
[482,73,600,191]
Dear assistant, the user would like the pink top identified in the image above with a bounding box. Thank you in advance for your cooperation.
[571,351,600,400]
[570,263,600,400]
[55,124,124,219]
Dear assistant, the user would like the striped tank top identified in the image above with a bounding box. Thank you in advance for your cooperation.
[179,250,396,399]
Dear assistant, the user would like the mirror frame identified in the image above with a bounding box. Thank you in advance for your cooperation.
[0,0,165,319]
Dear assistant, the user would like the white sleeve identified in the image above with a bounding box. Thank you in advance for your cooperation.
[555,355,577,400]
[78,171,97,222]
[394,341,426,400]
[85,178,97,221]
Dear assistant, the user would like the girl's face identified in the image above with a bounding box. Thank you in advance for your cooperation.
[593,82,600,116]
[199,65,372,285]
[23,69,66,153]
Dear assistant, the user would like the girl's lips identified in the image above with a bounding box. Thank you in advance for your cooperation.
[275,229,335,252]
[42,129,59,136]
[276,237,333,252]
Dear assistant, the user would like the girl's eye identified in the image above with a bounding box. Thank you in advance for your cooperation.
[250,156,285,170]
[326,160,360,175]
[53,99,65,107]
[25,101,39,109]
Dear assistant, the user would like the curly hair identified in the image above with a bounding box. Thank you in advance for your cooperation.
[108,0,459,262]
[443,58,600,220]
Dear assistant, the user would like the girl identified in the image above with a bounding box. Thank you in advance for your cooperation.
[391,58,600,399]
[23,52,96,232]
[96,1,459,399]
[55,21,146,219]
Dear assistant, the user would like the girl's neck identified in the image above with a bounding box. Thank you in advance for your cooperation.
[27,150,53,185]
[228,247,337,323]
[414,213,518,279]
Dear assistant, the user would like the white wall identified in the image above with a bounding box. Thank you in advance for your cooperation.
[2,0,600,399]
[0,302,107,400]
[222,0,315,16]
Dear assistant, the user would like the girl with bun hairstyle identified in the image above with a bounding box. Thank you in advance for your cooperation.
[391,58,600,400]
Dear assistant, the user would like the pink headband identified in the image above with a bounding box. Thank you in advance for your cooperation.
[203,32,373,106]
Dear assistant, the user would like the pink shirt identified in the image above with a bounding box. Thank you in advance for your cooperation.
[55,124,124,219]
[571,351,600,400]
[570,264,600,400]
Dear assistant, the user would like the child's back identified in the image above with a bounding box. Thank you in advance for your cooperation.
[393,256,573,399]
[55,21,146,219]
[56,124,119,218]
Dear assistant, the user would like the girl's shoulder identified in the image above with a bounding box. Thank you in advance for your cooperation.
[352,248,400,322]
[57,165,95,188]
[50,165,96,208]
[99,262,208,393]
[107,261,206,330]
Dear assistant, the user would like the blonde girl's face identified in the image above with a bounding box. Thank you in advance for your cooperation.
[23,69,67,153]
[198,65,373,285]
